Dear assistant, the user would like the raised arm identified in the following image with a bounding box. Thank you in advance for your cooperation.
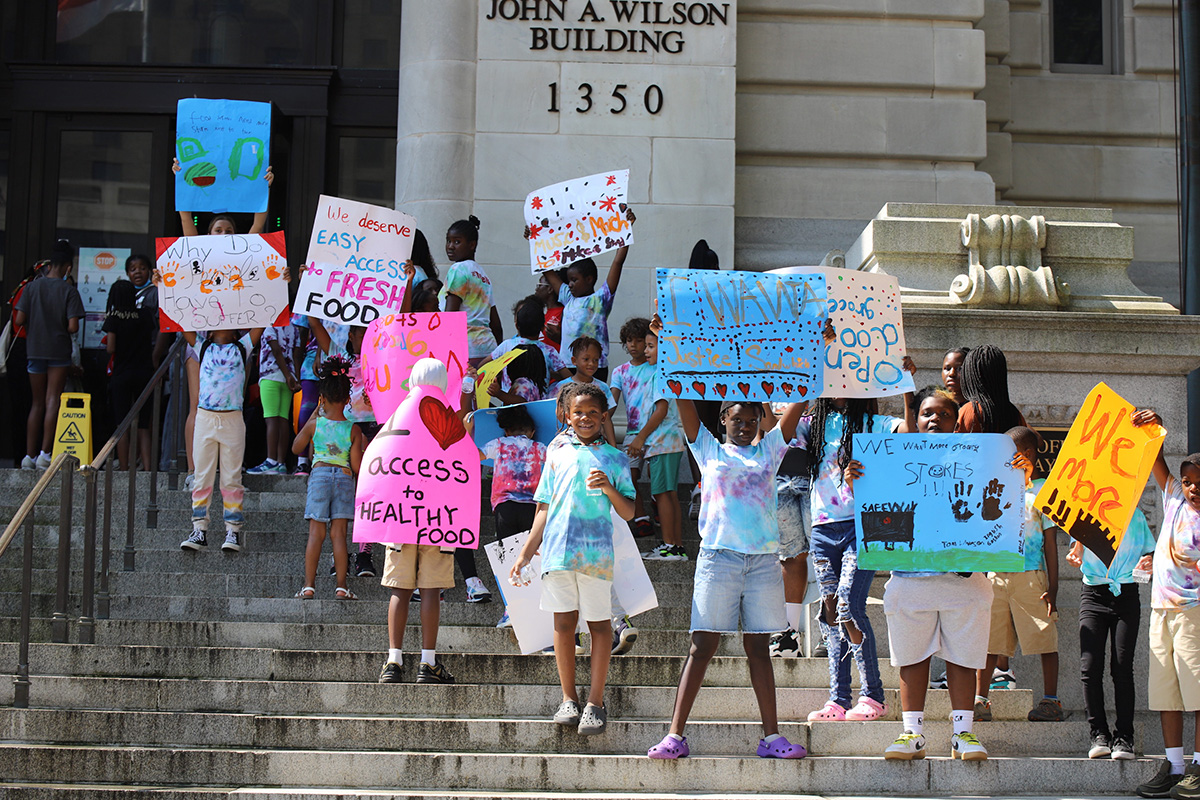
[604,208,636,295]
[308,316,332,354]
[777,400,807,443]
[1132,408,1169,491]
[247,166,274,234]
[171,159,200,236]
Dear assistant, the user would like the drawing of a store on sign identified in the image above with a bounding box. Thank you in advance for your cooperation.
[1035,427,1070,480]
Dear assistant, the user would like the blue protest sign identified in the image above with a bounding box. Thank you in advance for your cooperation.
[175,98,271,213]
[655,268,826,403]
[472,398,563,466]
[853,433,1026,572]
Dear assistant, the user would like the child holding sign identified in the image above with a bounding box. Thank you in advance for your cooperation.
[527,209,635,381]
[510,383,636,736]
[846,388,994,762]
[292,355,364,600]
[1130,410,1200,799]
[441,216,502,363]
[647,356,808,760]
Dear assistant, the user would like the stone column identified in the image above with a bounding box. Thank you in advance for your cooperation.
[396,1,478,227]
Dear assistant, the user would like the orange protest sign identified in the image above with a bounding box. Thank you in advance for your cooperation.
[1035,382,1165,568]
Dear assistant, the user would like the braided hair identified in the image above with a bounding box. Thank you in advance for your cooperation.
[959,345,1022,433]
[316,354,353,405]
[806,398,879,485]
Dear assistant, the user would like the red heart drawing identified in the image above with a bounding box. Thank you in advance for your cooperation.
[797,385,809,397]
[761,381,775,396]
[714,383,728,398]
[667,379,683,397]
[419,396,467,451]
[737,382,751,397]
[780,382,794,396]
[691,381,707,398]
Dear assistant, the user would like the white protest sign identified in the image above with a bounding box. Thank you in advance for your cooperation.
[484,511,658,655]
[523,169,633,273]
[298,195,417,326]
[154,232,290,333]
[771,266,916,398]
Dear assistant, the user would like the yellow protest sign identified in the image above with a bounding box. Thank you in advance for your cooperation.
[1035,382,1165,568]
[476,348,525,409]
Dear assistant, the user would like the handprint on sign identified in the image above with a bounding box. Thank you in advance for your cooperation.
[981,479,1011,521]
[950,481,975,522]
[264,253,280,281]
[1069,511,1117,568]
[1039,487,1072,530]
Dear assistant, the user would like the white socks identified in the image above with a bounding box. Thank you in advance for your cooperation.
[666,732,684,742]
[902,711,924,735]
[1168,746,1186,774]
[387,648,402,665]
[952,709,973,736]
[421,648,436,665]
[785,602,803,632]
[763,733,781,744]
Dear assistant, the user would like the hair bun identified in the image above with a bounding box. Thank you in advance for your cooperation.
[468,214,481,231]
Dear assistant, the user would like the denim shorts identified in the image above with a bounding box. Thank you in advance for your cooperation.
[776,474,812,560]
[691,548,787,634]
[26,357,72,374]
[304,466,355,522]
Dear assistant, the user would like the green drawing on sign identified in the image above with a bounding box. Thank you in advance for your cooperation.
[59,422,85,444]
[184,162,218,188]
[228,137,264,181]
[176,137,207,163]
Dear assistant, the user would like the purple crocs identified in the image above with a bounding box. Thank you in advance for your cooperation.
[647,734,690,759]
[757,735,807,759]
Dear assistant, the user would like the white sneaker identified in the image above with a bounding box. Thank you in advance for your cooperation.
[951,731,988,761]
[465,577,492,603]
[688,487,702,519]
[184,473,195,491]
[35,452,52,470]
[20,455,35,470]
[884,731,926,760]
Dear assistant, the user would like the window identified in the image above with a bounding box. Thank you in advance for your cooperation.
[340,0,401,70]
[57,130,152,245]
[1051,0,1122,74]
[336,136,396,207]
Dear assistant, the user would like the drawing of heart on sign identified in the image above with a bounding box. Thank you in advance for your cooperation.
[523,170,633,273]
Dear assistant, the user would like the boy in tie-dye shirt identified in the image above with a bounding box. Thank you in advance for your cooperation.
[1130,409,1200,797]
[511,382,635,736]
[610,317,654,535]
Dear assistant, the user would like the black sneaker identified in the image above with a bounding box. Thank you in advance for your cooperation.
[1138,758,1184,798]
[355,551,376,578]
[1172,763,1200,800]
[1112,737,1136,760]
[1088,732,1112,759]
[180,529,207,551]
[378,662,403,683]
[221,530,241,553]
[416,661,455,684]
[769,627,800,658]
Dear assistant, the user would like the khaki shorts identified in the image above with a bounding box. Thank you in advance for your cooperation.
[884,572,993,669]
[988,570,1058,657]
[1149,606,1200,712]
[380,544,455,591]
[541,569,612,622]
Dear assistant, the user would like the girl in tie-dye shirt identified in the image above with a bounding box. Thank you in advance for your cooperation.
[440,215,502,361]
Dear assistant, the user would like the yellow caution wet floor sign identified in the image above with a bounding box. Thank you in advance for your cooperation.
[52,393,92,464]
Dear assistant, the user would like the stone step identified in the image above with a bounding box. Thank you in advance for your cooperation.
[0,785,826,800]
[0,708,1120,758]
[0,643,900,687]
[0,676,1037,722]
[0,743,1156,796]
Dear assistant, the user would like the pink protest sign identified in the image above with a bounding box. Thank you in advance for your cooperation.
[353,383,481,548]
[360,312,468,422]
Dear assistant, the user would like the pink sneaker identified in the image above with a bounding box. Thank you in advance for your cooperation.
[845,696,887,721]
[806,701,847,721]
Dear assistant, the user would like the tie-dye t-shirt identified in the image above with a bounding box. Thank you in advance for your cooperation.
[512,377,542,403]
[1019,477,1054,572]
[550,378,616,412]
[290,315,318,381]
[533,432,635,580]
[482,435,547,509]
[794,413,902,526]
[1080,508,1155,596]
[259,325,295,383]
[689,425,789,554]
[440,259,497,358]
[559,282,614,367]
[490,336,568,389]
[197,334,253,412]
[1153,476,1200,610]
[610,360,654,436]
[645,372,686,457]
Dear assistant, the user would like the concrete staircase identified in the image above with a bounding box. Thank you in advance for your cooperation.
[0,469,1167,797]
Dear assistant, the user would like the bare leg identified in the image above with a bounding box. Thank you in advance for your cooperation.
[630,466,646,520]
[25,371,47,458]
[554,610,580,703]
[586,618,613,707]
[824,594,863,645]
[899,658,932,712]
[946,662,976,711]
[303,519,327,587]
[1040,651,1059,697]
[668,631,721,736]
[656,490,682,548]
[387,588,411,650]
[1162,710,1183,749]
[781,555,807,604]
[40,366,69,454]
[330,519,349,591]
[976,653,1000,699]
[420,587,441,650]
[744,633,779,736]
[138,427,152,471]
[117,430,132,471]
